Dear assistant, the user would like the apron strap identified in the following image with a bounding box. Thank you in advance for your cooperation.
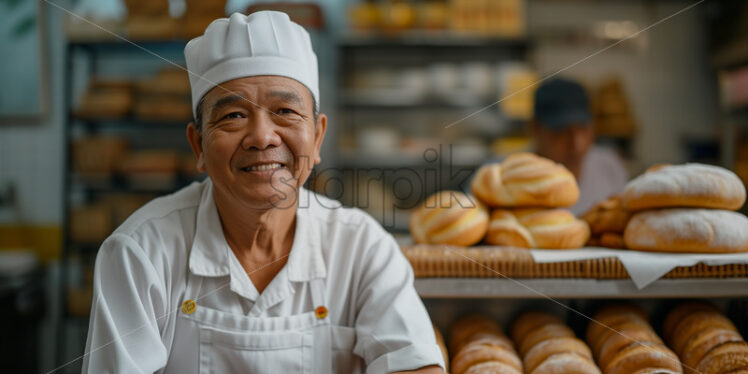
[310,278,332,374]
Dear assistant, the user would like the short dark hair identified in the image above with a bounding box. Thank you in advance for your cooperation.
[193,92,319,132]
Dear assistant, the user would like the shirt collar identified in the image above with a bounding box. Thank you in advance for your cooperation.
[189,180,327,282]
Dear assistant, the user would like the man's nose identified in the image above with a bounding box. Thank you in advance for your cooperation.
[241,111,282,150]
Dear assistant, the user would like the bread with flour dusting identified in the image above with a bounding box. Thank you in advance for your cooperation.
[623,163,746,211]
[410,191,489,246]
[624,209,748,253]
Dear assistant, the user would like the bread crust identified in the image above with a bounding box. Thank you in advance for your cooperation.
[663,302,719,342]
[452,343,523,374]
[682,329,743,374]
[694,342,748,374]
[511,312,563,344]
[471,153,580,208]
[518,323,576,357]
[463,361,523,374]
[410,191,489,246]
[529,352,601,374]
[604,342,682,374]
[622,163,746,211]
[597,326,663,369]
[624,209,748,253]
[523,337,593,373]
[486,208,590,249]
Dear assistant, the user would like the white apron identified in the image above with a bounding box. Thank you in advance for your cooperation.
[162,268,349,374]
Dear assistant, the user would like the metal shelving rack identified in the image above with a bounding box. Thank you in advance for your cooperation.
[57,38,193,373]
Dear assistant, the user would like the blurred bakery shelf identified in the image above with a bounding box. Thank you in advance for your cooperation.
[339,31,529,48]
[414,278,748,299]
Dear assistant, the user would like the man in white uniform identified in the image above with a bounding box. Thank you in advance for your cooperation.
[83,11,445,373]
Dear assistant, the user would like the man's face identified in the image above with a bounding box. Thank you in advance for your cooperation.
[187,76,326,210]
[532,121,594,178]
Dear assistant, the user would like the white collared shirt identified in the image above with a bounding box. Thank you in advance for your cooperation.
[82,179,444,373]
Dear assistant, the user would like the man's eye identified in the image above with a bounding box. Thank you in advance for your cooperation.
[221,112,244,120]
[277,108,297,115]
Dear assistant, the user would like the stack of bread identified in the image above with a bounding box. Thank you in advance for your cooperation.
[582,196,631,249]
[664,302,747,374]
[449,315,523,374]
[470,153,590,249]
[511,311,600,374]
[587,304,682,374]
[622,163,748,253]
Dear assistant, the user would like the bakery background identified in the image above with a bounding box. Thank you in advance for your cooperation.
[1,0,748,373]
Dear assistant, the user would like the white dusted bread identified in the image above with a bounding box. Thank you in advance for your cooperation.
[486,208,590,249]
[623,209,748,253]
[409,191,489,246]
[622,163,746,211]
[471,153,580,208]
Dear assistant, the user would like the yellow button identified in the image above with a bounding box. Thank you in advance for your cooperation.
[315,306,328,319]
[182,299,197,314]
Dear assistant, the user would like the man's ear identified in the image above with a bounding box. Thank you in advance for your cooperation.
[187,122,207,172]
[313,113,327,165]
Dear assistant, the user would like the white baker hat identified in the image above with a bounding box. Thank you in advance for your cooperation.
[184,11,319,118]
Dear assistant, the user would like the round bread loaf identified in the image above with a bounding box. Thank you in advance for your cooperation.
[518,323,576,357]
[670,312,737,357]
[624,209,748,253]
[529,352,601,374]
[590,319,657,359]
[410,191,489,246]
[582,195,631,235]
[463,360,523,374]
[471,153,580,208]
[694,341,748,374]
[449,315,505,356]
[523,337,593,373]
[622,163,746,211]
[451,343,523,374]
[597,326,664,369]
[485,208,590,249]
[604,342,682,374]
[587,308,649,348]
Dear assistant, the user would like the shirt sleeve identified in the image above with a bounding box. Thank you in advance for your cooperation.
[353,234,445,373]
[82,233,168,374]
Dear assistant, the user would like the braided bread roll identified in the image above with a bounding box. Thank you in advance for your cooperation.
[486,208,590,249]
[471,153,580,208]
[410,191,489,246]
[622,163,746,211]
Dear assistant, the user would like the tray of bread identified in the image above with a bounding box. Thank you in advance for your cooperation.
[433,301,748,374]
[404,153,748,286]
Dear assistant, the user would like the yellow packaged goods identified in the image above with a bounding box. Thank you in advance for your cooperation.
[409,191,489,246]
[485,208,589,249]
[72,136,128,177]
[622,163,746,211]
[471,153,579,208]
[623,209,748,253]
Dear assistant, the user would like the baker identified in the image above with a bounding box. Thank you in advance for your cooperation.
[83,11,445,373]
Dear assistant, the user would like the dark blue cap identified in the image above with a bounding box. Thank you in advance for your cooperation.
[533,78,591,130]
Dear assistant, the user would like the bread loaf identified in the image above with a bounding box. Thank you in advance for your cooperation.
[530,352,601,374]
[471,153,580,208]
[485,208,590,249]
[624,209,748,253]
[410,191,489,246]
[582,196,631,235]
[622,163,746,211]
[693,341,748,374]
[462,361,523,374]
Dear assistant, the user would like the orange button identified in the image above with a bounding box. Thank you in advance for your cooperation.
[315,306,328,319]
[182,299,197,314]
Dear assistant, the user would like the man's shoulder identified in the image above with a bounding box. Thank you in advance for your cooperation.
[301,188,388,238]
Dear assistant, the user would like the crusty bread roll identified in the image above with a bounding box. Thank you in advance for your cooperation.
[485,208,590,249]
[452,342,523,374]
[599,232,626,249]
[463,360,523,374]
[681,329,744,373]
[518,323,576,357]
[604,342,683,374]
[670,312,738,356]
[663,302,720,343]
[694,341,748,374]
[511,312,563,345]
[624,209,748,253]
[449,315,506,356]
[530,352,601,374]
[597,326,663,369]
[582,196,631,235]
[591,319,658,358]
[524,337,593,373]
[410,191,489,246]
[586,305,649,353]
[471,153,580,208]
[622,163,746,211]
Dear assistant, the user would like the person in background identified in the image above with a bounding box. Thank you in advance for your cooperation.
[530,78,629,215]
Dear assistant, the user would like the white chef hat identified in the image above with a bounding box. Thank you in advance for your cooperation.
[184,11,319,118]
